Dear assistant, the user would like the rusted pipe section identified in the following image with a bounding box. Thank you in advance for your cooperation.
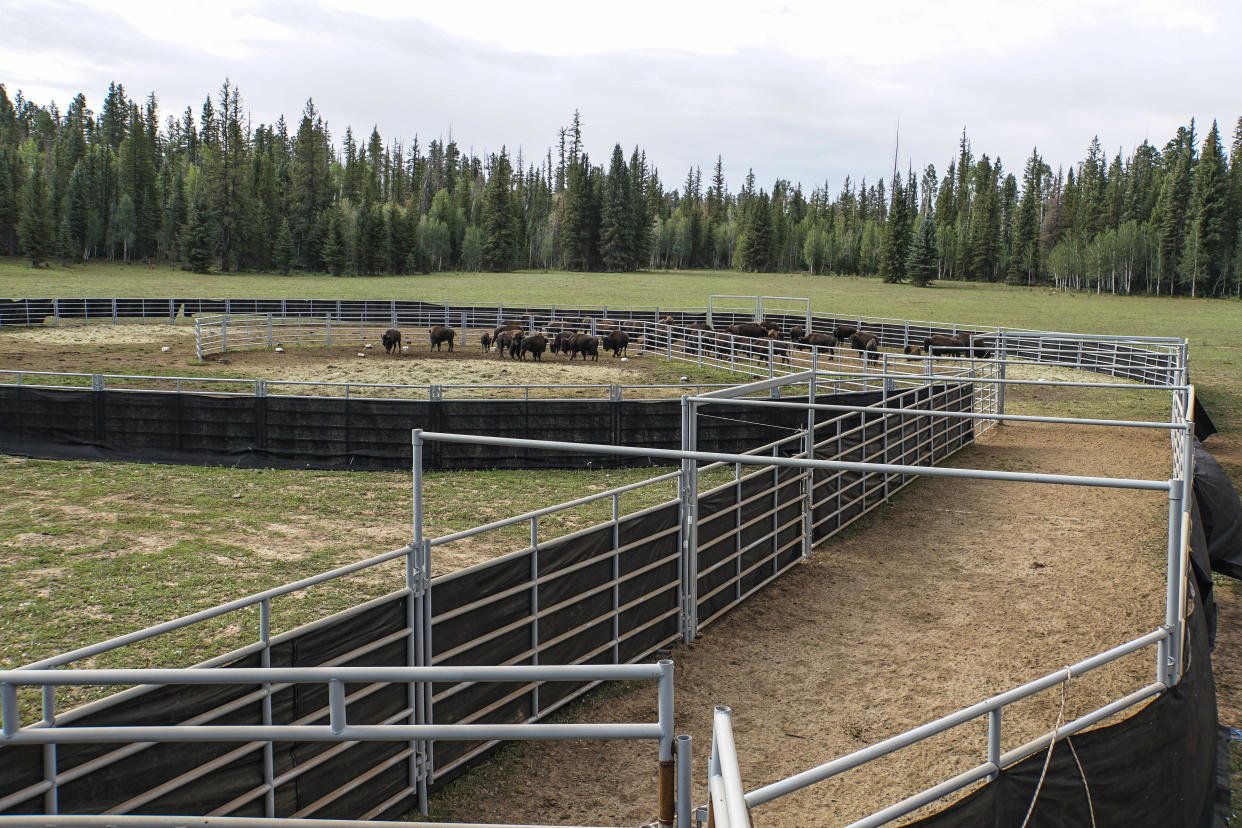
[659,757,675,826]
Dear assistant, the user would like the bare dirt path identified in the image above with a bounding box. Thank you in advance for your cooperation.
[429,423,1170,827]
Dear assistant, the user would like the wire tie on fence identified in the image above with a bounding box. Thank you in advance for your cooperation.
[1019,665,1072,828]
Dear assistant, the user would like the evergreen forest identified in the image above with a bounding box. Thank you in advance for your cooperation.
[2,79,1240,298]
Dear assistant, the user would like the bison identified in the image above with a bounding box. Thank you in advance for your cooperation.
[923,334,967,358]
[602,328,630,358]
[507,330,526,360]
[834,324,859,341]
[429,325,455,352]
[550,329,575,356]
[568,333,599,361]
[519,333,548,361]
[789,325,806,343]
[851,330,881,365]
[381,328,402,356]
[495,328,523,358]
[480,331,492,352]
[799,332,838,355]
[953,332,994,359]
[728,322,773,339]
[492,320,523,344]
[903,344,923,357]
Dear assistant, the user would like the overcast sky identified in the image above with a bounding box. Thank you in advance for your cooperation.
[4,0,1239,194]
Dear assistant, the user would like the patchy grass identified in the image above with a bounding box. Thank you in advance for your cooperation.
[0,455,737,720]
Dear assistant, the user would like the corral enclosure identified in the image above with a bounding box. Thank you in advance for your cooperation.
[0,295,1222,827]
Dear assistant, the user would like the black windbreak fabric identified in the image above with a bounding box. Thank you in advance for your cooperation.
[0,386,884,471]
[1193,438,1242,581]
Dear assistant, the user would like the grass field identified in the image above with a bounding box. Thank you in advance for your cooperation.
[3,257,1241,811]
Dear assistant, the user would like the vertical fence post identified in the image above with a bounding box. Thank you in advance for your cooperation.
[676,734,693,828]
[266,314,273,348]
[461,311,468,346]
[987,708,1001,781]
[195,318,202,361]
[679,396,698,644]
[996,333,1007,423]
[326,315,332,346]
[53,298,60,327]
[410,429,431,814]
[221,317,228,353]
[1161,476,1185,686]
[111,298,118,324]
[260,598,275,817]
[41,687,57,814]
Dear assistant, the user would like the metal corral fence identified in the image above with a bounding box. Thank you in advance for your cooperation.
[0,295,1182,387]
[0,364,1198,827]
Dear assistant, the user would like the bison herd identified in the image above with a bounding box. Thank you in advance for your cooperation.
[370,315,992,372]
[657,315,994,366]
[372,315,638,365]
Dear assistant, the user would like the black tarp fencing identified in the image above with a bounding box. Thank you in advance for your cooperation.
[0,385,888,471]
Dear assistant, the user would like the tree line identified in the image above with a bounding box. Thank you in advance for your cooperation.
[2,79,1240,297]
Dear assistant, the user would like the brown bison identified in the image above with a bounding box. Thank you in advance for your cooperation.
[550,329,575,355]
[789,325,806,343]
[519,333,548,361]
[834,324,859,341]
[480,331,492,352]
[602,328,630,357]
[728,322,773,339]
[429,325,455,352]
[903,344,923,356]
[923,334,967,358]
[851,330,881,365]
[568,333,599,361]
[798,332,837,355]
[492,320,523,344]
[381,328,402,355]
[495,328,523,358]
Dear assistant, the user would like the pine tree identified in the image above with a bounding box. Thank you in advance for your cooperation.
[629,148,651,270]
[1189,121,1231,296]
[17,156,53,266]
[1010,148,1043,284]
[183,195,214,274]
[272,218,295,275]
[906,214,939,287]
[599,144,634,272]
[322,208,347,275]
[879,174,909,282]
[737,190,772,272]
[0,146,17,254]
[965,155,1001,280]
[481,149,517,271]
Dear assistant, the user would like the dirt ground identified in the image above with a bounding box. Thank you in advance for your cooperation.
[423,422,1171,827]
[0,324,1194,825]
[0,322,933,397]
